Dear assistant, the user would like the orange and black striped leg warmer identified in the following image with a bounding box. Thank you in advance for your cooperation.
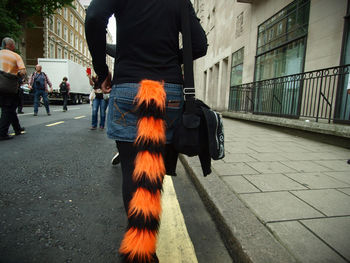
[119,80,166,263]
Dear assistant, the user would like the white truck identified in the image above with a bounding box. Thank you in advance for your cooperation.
[37,58,90,104]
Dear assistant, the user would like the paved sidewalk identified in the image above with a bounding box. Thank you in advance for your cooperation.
[181,118,350,263]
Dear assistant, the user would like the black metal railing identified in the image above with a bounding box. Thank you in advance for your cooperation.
[228,64,350,123]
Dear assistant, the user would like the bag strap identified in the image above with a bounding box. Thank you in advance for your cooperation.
[180,0,196,113]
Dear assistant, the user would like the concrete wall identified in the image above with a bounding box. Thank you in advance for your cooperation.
[193,0,348,111]
[304,0,347,72]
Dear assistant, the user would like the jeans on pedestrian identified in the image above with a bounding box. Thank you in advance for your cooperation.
[0,96,21,137]
[62,93,68,111]
[34,89,50,114]
[91,97,108,128]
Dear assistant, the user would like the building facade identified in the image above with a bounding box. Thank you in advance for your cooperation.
[25,0,114,75]
[193,0,349,123]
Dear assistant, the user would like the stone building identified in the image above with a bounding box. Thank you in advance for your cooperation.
[193,0,350,123]
[24,0,114,74]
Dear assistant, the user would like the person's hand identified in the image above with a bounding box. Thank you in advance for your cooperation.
[101,72,112,94]
[28,85,32,90]
[348,89,350,95]
[50,87,53,93]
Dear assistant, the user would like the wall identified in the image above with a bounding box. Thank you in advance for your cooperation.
[193,0,347,111]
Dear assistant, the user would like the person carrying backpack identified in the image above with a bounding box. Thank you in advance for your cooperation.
[29,64,53,116]
[59,77,70,112]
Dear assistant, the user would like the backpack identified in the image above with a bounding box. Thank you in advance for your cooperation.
[59,81,68,93]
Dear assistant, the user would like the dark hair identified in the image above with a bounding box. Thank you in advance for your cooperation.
[63,77,68,81]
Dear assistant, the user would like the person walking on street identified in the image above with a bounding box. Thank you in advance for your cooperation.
[0,37,26,141]
[85,0,207,262]
[88,74,108,130]
[29,64,53,116]
[59,77,70,112]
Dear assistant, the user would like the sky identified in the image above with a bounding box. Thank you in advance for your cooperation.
[79,0,116,43]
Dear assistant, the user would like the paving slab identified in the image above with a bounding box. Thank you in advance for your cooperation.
[314,160,350,172]
[244,174,307,192]
[222,176,261,194]
[281,161,331,173]
[301,217,350,261]
[240,192,324,223]
[285,172,350,189]
[291,189,350,216]
[274,145,311,153]
[212,162,259,176]
[324,171,350,184]
[246,162,297,174]
[281,152,342,161]
[338,188,350,196]
[247,153,289,162]
[222,153,258,163]
[246,146,281,153]
[267,221,347,263]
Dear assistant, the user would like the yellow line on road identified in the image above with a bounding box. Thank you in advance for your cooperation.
[46,121,64,127]
[157,176,198,263]
[74,115,86,119]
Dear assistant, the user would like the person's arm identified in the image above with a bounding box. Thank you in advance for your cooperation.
[87,74,94,86]
[28,73,34,88]
[16,54,27,77]
[106,43,116,58]
[45,73,53,90]
[178,0,208,64]
[67,82,71,94]
[85,0,118,85]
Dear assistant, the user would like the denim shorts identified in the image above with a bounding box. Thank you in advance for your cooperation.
[107,83,184,143]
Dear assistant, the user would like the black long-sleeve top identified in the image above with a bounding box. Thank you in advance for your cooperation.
[85,0,207,85]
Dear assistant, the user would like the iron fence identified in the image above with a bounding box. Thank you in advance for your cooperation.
[228,64,350,123]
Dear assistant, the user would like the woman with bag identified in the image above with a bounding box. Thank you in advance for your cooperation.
[85,0,207,262]
[88,74,109,130]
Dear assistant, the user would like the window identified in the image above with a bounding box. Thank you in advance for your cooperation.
[64,8,68,20]
[57,9,62,15]
[63,26,68,41]
[75,19,78,31]
[75,36,78,49]
[70,31,74,46]
[49,43,55,58]
[70,54,74,61]
[57,19,61,37]
[64,50,68,59]
[49,16,54,31]
[57,47,62,59]
[79,24,82,35]
[70,14,73,26]
[255,0,310,81]
[230,48,244,87]
[79,40,82,52]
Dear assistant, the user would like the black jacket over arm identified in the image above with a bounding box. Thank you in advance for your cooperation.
[85,0,207,85]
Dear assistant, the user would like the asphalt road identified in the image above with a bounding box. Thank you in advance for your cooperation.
[0,104,232,263]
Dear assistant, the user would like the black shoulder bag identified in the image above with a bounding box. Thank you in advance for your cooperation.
[173,0,225,161]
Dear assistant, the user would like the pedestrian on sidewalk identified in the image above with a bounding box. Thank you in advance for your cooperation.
[85,0,207,262]
[29,64,53,116]
[87,74,108,130]
[0,37,26,141]
[59,77,70,112]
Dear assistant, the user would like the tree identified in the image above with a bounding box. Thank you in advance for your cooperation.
[0,0,73,46]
